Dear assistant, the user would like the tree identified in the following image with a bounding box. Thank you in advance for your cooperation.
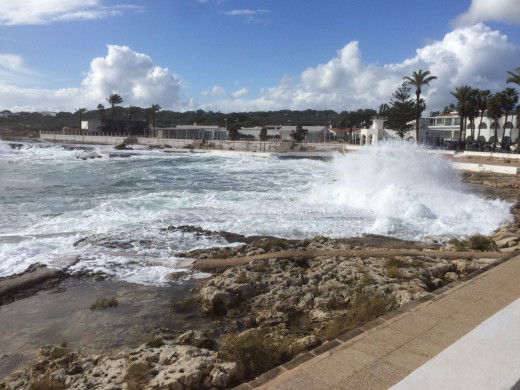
[466,92,480,141]
[227,122,240,141]
[75,107,87,134]
[384,83,415,139]
[475,89,491,141]
[486,93,504,151]
[499,88,518,144]
[291,125,308,142]
[125,105,138,135]
[443,103,456,114]
[450,85,475,143]
[259,126,267,141]
[150,104,161,129]
[403,69,437,143]
[506,67,520,86]
[106,93,123,132]
[97,104,106,131]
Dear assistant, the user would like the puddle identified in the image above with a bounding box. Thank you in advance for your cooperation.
[0,277,208,377]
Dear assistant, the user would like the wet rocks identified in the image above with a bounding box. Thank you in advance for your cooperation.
[0,263,67,306]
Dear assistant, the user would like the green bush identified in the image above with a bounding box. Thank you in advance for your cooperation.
[321,292,397,341]
[90,297,118,311]
[146,337,165,348]
[448,238,467,251]
[467,235,497,251]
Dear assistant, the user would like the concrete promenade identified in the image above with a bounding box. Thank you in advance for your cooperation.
[236,252,520,390]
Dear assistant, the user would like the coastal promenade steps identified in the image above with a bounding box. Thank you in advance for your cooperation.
[238,252,520,390]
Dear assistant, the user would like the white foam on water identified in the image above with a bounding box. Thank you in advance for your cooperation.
[0,141,513,284]
[308,142,512,239]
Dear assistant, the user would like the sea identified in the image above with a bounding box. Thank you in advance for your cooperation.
[0,140,513,285]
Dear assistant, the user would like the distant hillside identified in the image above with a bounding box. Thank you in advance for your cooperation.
[0,108,377,139]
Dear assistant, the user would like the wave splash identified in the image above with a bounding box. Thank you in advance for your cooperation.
[309,142,512,240]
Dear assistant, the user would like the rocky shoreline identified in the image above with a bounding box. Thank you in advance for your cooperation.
[2,171,520,389]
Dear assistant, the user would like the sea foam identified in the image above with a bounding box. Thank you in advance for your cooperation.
[0,141,513,284]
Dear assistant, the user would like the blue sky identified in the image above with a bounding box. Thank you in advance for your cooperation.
[1,0,519,113]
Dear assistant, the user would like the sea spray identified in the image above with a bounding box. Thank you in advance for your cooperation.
[0,141,513,284]
[309,141,512,239]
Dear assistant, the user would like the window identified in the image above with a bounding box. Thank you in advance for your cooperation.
[454,118,460,125]
[445,118,452,126]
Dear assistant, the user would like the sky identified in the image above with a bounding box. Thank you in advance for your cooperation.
[0,0,520,114]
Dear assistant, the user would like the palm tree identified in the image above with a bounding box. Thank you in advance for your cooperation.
[106,93,123,133]
[487,93,504,152]
[125,105,138,136]
[150,104,161,129]
[75,107,87,134]
[499,88,519,145]
[475,89,491,141]
[507,67,520,85]
[466,93,480,141]
[97,104,106,133]
[450,85,475,143]
[403,69,437,143]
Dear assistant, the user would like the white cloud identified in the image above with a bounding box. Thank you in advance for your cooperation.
[0,54,24,72]
[0,45,185,112]
[202,24,520,113]
[231,88,249,98]
[201,85,226,96]
[1,25,519,114]
[0,0,144,25]
[222,9,270,16]
[453,0,520,26]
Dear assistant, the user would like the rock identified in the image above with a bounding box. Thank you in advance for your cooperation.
[295,335,320,349]
[444,272,458,282]
[309,309,333,323]
[176,330,213,349]
[198,286,238,314]
[51,367,67,381]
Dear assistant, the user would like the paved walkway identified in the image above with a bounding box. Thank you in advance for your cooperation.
[236,252,520,390]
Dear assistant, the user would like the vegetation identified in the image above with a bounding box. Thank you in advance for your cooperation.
[321,289,397,341]
[486,93,504,149]
[384,256,407,279]
[146,337,165,348]
[403,69,437,143]
[448,235,497,251]
[89,297,118,311]
[382,83,416,139]
[450,85,476,142]
[42,343,70,360]
[125,362,152,390]
[170,295,198,314]
[291,124,308,142]
[219,329,298,378]
[28,376,66,390]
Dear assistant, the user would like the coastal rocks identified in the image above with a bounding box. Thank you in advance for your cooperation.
[176,330,213,349]
[0,263,67,306]
[196,239,495,339]
[1,339,244,390]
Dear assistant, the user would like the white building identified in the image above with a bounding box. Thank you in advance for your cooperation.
[426,112,519,143]
[356,112,519,145]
